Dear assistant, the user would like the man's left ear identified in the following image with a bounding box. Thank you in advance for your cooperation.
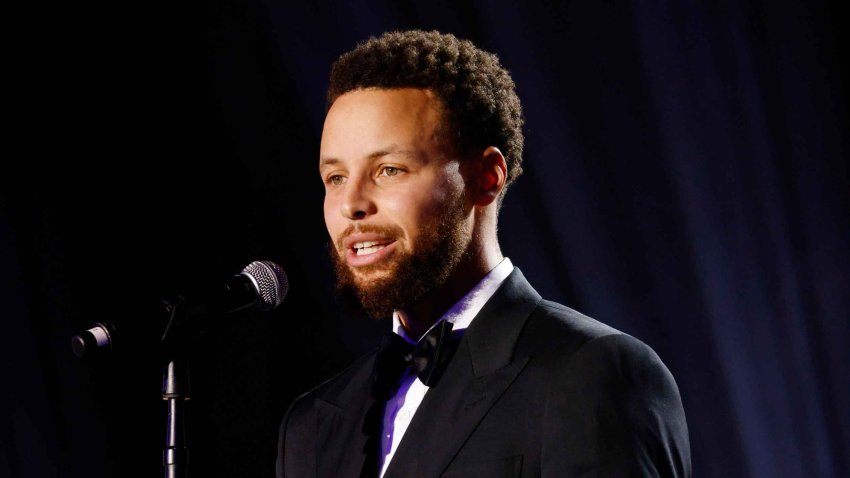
[469,146,507,207]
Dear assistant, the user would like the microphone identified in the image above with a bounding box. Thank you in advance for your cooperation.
[71,260,288,359]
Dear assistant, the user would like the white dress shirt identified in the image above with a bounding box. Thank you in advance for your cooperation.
[378,257,514,477]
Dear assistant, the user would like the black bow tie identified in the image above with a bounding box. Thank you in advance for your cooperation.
[373,320,458,397]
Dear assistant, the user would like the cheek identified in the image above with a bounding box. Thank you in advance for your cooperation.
[424,170,465,217]
[386,185,459,244]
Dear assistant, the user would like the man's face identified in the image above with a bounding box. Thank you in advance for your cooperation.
[320,88,471,319]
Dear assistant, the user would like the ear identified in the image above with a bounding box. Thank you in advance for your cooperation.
[468,146,507,207]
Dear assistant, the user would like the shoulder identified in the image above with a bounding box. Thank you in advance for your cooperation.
[518,299,626,358]
[281,349,376,424]
[276,349,377,477]
[522,299,678,397]
[277,350,376,448]
[520,301,691,476]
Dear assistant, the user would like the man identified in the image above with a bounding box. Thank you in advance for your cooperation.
[278,30,691,477]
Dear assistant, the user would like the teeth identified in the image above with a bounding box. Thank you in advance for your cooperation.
[353,241,381,249]
[356,244,386,256]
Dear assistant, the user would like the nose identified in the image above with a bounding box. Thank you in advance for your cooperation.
[341,176,377,220]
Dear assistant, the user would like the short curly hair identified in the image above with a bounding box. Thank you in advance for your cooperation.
[327,30,525,188]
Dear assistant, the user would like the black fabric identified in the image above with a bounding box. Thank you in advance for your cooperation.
[374,320,457,392]
[279,269,691,477]
[363,321,458,477]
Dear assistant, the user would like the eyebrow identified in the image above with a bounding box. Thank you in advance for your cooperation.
[319,157,341,167]
[319,146,420,167]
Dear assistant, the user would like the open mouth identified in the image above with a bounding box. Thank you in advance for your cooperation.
[352,240,392,256]
[341,230,400,267]
[344,237,398,267]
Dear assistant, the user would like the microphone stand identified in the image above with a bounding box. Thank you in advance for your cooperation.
[160,299,192,478]
[68,261,288,478]
[163,358,190,478]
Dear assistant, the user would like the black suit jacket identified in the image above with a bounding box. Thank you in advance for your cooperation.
[277,268,691,477]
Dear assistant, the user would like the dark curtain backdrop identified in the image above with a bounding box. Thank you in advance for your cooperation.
[3,0,848,477]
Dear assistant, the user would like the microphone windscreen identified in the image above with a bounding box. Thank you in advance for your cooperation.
[241,260,288,311]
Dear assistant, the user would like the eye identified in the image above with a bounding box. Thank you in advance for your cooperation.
[380,166,401,177]
[327,174,345,185]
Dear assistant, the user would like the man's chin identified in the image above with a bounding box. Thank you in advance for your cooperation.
[352,272,397,290]
[337,278,400,321]
[333,260,402,319]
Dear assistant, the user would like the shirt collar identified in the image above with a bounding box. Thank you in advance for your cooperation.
[392,257,514,342]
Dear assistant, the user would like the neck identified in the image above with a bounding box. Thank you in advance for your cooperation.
[398,241,502,339]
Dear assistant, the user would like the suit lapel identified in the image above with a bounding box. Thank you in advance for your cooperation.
[384,269,541,477]
[313,355,378,478]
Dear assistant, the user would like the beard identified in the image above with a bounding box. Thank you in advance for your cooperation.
[330,196,470,320]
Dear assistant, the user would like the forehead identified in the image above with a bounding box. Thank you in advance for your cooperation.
[320,88,447,163]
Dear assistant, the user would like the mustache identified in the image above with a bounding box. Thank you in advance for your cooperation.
[335,223,404,251]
